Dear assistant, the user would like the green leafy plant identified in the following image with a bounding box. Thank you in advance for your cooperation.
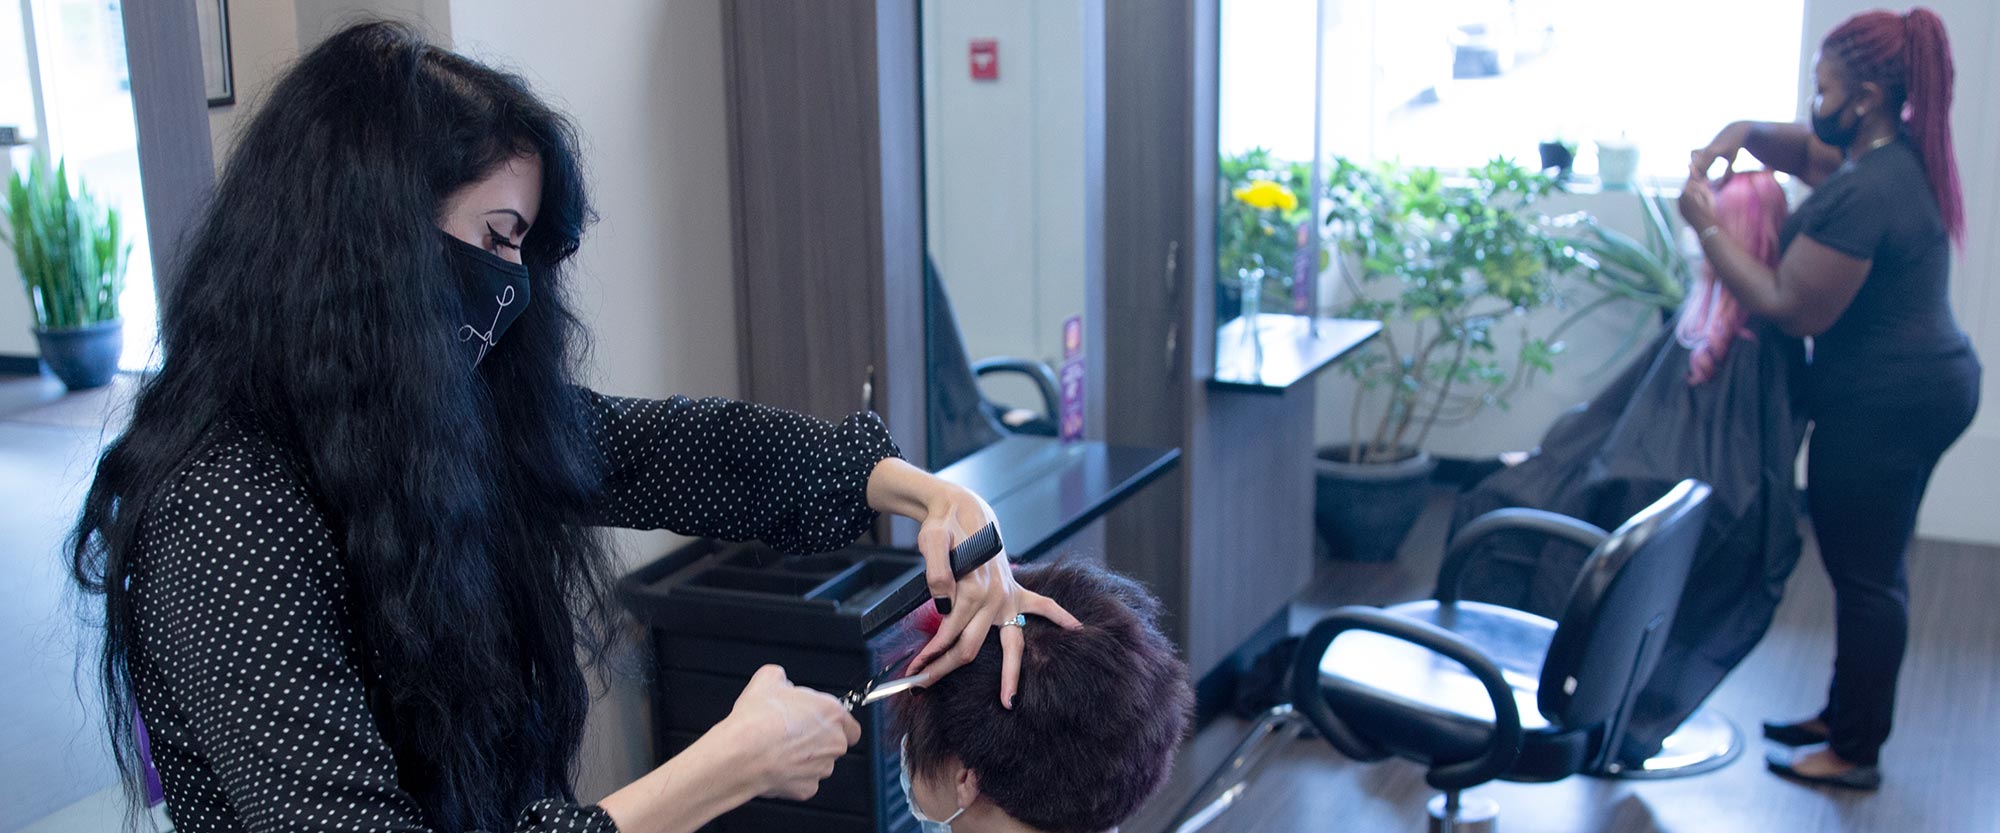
[1326,156,1589,464]
[1216,147,1312,314]
[1548,189,1689,373]
[1,156,129,330]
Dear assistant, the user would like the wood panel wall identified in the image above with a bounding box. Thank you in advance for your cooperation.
[721,0,926,466]
[1103,0,1316,678]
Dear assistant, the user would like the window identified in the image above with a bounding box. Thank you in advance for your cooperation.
[4,0,157,370]
[1325,0,1806,179]
[1221,0,1809,182]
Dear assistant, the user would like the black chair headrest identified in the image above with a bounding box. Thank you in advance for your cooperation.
[1537,479,1712,728]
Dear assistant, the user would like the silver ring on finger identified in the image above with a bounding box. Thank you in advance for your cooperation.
[998,614,1027,629]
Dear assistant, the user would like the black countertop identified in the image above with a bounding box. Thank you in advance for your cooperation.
[1210,314,1381,392]
[934,434,1181,561]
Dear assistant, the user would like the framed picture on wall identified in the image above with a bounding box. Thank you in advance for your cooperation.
[197,0,233,107]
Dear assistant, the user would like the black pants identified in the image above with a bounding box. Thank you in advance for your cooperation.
[1805,348,1980,766]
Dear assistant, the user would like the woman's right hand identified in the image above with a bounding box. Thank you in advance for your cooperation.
[598,664,859,833]
[1691,121,1752,183]
[718,664,862,801]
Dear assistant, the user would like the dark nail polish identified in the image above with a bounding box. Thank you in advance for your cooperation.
[933,597,953,615]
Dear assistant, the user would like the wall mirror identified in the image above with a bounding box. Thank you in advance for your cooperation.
[1211,0,1378,390]
[919,0,1102,469]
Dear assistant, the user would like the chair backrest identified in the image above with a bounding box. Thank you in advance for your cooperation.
[1537,479,1712,729]
[924,256,1009,469]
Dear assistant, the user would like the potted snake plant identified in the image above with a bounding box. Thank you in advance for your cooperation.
[2,156,129,389]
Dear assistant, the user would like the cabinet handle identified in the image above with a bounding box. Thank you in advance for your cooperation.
[1165,240,1182,376]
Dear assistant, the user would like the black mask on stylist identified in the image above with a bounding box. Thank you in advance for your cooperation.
[1811,93,1861,149]
[443,233,531,365]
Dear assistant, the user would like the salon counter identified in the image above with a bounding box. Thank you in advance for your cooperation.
[934,434,1181,562]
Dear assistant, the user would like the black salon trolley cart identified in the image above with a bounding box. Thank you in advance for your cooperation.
[620,540,932,833]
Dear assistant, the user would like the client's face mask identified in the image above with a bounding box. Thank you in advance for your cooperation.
[900,738,966,833]
[443,233,531,365]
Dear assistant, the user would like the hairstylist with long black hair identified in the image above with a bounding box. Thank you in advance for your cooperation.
[1682,6,1978,791]
[67,22,1077,833]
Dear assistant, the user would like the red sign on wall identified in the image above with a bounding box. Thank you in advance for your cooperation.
[969,38,999,81]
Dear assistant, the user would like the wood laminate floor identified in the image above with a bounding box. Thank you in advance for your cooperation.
[1123,491,2000,833]
[6,375,1996,832]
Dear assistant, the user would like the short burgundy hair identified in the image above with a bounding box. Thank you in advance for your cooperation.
[893,559,1192,833]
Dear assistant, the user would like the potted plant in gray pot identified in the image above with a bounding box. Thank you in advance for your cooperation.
[3,157,129,390]
[1316,156,1587,561]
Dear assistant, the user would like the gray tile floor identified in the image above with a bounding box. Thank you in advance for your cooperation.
[1,372,146,833]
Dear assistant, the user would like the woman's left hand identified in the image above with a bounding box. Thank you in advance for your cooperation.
[866,458,1082,708]
[1679,168,1719,231]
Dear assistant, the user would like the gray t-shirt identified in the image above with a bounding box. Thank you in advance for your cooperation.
[1780,138,1969,381]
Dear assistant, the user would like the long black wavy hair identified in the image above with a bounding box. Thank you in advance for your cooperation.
[70,21,611,831]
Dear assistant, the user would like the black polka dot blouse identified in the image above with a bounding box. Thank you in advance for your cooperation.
[127,390,901,832]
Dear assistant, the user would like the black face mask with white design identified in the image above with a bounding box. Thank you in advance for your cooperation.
[443,233,531,365]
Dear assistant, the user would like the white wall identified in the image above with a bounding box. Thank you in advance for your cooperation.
[210,0,456,168]
[206,0,302,167]
[922,0,1087,407]
[446,0,738,800]
[294,0,450,48]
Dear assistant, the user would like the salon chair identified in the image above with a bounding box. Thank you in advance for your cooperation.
[1167,480,1713,833]
[924,257,1061,469]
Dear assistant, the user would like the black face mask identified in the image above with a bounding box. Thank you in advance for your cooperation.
[1811,93,1861,149]
[443,233,531,365]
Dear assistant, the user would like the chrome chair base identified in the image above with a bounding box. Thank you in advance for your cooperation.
[1427,791,1499,833]
[1597,707,1743,779]
[1166,705,1308,833]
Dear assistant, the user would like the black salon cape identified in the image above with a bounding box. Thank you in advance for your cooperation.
[1448,319,1807,758]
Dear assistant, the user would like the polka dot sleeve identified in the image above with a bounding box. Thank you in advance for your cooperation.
[579,389,904,554]
[128,435,617,833]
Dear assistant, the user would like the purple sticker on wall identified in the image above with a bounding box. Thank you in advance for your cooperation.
[1060,357,1086,443]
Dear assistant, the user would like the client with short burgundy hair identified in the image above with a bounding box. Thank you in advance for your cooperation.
[892,560,1192,833]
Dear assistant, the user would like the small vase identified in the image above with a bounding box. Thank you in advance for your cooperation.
[1597,139,1640,189]
[1237,266,1265,368]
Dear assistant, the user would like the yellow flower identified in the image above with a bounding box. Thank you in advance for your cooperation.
[1233,179,1298,212]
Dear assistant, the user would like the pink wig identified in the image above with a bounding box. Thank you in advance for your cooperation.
[1677,171,1787,384]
